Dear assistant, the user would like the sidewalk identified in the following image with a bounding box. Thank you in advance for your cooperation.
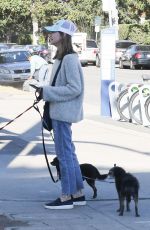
[0,88,150,229]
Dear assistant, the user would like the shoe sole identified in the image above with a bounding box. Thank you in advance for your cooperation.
[73,201,86,206]
[44,204,74,210]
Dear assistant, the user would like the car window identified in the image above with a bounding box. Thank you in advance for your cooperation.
[0,51,29,64]
[86,40,97,48]
[136,46,150,51]
[116,42,135,49]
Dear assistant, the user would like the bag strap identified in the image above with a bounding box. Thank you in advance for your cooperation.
[51,60,62,86]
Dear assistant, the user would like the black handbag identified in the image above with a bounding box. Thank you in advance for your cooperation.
[42,60,62,131]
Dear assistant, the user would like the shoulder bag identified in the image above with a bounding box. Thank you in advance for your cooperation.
[43,60,62,131]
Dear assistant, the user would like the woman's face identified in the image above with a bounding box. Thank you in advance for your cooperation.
[48,32,63,47]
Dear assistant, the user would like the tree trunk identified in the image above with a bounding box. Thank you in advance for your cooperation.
[32,17,39,45]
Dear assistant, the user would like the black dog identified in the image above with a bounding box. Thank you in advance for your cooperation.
[51,157,108,198]
[108,165,140,217]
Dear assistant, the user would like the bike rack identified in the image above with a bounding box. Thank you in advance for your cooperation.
[128,84,142,124]
[108,81,126,120]
[138,85,150,127]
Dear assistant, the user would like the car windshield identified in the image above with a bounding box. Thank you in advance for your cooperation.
[136,46,150,51]
[0,51,29,64]
[86,40,97,48]
[116,42,135,49]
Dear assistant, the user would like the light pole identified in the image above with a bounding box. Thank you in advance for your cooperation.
[102,0,118,39]
[100,0,118,117]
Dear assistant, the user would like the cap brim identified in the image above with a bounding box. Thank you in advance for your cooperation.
[44,25,59,32]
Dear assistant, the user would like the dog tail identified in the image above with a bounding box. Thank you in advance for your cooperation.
[97,173,108,180]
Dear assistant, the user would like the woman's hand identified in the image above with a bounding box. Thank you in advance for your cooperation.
[36,87,43,101]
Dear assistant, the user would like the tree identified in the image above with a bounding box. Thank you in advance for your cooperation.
[0,0,32,42]
[116,0,150,24]
[0,0,149,44]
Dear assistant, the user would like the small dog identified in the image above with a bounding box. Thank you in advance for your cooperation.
[51,157,108,198]
[108,165,140,217]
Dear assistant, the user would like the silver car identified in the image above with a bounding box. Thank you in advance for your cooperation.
[115,40,136,64]
[0,49,31,83]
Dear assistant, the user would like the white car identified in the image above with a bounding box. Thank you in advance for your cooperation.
[74,39,98,66]
[84,39,99,65]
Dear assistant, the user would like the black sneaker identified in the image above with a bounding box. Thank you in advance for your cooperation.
[44,198,73,210]
[72,195,86,206]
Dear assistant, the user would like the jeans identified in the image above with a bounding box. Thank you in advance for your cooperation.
[52,119,84,195]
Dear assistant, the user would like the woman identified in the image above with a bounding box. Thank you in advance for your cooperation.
[40,19,86,209]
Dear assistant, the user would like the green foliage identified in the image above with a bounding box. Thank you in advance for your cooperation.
[118,24,130,40]
[128,22,150,45]
[118,21,150,45]
[116,0,150,24]
[0,0,150,44]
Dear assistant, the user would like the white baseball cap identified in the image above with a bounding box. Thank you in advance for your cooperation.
[44,19,77,36]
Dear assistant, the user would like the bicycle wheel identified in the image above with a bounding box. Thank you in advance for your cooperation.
[144,96,150,122]
[116,89,131,122]
[128,91,143,124]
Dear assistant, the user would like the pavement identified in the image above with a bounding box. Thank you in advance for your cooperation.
[0,86,150,230]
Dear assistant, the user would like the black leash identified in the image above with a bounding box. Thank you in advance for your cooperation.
[0,100,38,131]
[0,94,58,183]
[33,102,58,183]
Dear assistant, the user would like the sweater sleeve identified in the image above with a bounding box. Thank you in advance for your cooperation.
[42,54,84,102]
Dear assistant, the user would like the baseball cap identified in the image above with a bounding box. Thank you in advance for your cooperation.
[44,19,77,36]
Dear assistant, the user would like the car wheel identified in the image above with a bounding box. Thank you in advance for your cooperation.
[119,59,124,69]
[130,60,135,70]
[96,55,100,67]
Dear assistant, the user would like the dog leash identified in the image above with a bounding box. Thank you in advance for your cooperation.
[33,102,58,183]
[0,92,58,183]
[82,176,115,183]
[0,100,39,131]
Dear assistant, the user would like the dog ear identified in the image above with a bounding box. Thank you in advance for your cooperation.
[114,164,116,167]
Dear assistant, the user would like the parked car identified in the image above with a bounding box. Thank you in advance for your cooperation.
[96,40,136,67]
[0,49,30,82]
[25,45,39,54]
[74,39,98,66]
[35,44,49,61]
[119,44,150,69]
[115,40,136,64]
[96,48,100,67]
[11,44,26,50]
[85,39,99,65]
[0,44,9,51]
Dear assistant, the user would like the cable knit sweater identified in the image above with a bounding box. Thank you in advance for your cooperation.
[42,53,84,123]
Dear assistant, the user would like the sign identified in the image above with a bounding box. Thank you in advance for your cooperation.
[95,25,100,32]
[100,27,116,116]
[94,16,101,26]
[102,0,116,12]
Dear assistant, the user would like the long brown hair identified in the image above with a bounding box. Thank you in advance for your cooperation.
[54,32,76,60]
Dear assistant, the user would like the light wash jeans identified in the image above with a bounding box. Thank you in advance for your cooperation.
[52,119,84,195]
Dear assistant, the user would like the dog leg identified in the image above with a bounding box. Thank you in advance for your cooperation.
[126,195,131,212]
[134,195,140,217]
[86,179,97,199]
[117,193,121,212]
[119,196,125,216]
